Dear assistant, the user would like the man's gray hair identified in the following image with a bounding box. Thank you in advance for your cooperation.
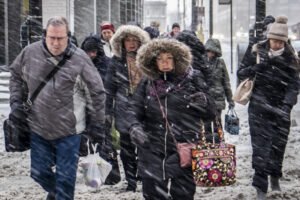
[46,16,69,33]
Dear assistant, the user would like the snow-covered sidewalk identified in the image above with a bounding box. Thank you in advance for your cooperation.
[0,102,299,200]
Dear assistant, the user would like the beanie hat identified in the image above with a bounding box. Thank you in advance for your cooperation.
[172,23,180,29]
[267,16,288,42]
[82,40,99,52]
[100,22,115,33]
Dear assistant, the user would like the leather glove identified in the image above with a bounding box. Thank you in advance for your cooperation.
[252,63,269,73]
[9,104,27,123]
[252,49,269,72]
[188,92,208,107]
[129,125,149,147]
[229,101,235,109]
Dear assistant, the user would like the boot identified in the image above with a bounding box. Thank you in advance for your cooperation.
[46,192,55,200]
[255,187,266,200]
[270,176,281,191]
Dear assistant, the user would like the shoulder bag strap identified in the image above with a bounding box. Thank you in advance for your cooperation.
[151,81,178,145]
[24,47,76,110]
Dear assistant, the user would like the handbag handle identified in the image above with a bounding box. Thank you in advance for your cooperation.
[227,107,237,117]
[215,118,224,142]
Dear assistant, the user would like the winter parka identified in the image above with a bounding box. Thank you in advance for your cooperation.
[237,40,299,109]
[105,25,150,133]
[237,39,299,192]
[9,40,106,140]
[202,39,233,110]
[128,39,216,180]
[81,35,111,81]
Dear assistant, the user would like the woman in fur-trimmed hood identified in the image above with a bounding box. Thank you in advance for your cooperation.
[128,39,216,200]
[104,25,150,192]
[110,25,150,58]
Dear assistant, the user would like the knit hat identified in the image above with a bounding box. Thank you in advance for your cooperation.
[82,40,98,52]
[267,16,288,42]
[100,22,115,33]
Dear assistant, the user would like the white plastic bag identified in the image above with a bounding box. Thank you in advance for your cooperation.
[81,142,112,189]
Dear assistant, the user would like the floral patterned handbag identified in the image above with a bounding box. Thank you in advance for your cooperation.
[192,122,236,187]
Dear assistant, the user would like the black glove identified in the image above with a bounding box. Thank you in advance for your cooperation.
[228,101,235,109]
[188,92,208,107]
[252,63,269,72]
[252,49,269,72]
[129,125,149,147]
[9,104,27,123]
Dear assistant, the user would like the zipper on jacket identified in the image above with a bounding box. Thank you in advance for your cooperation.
[162,97,168,180]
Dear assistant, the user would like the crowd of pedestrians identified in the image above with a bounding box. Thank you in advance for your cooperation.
[8,15,300,200]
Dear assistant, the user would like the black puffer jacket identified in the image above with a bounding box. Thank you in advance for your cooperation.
[128,39,216,180]
[237,40,299,110]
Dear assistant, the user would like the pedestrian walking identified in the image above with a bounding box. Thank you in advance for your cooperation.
[81,35,110,80]
[128,39,216,200]
[237,16,300,200]
[9,16,106,200]
[202,38,234,138]
[104,25,150,192]
[99,22,115,58]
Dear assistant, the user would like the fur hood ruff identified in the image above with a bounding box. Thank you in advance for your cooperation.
[136,39,192,79]
[110,25,150,58]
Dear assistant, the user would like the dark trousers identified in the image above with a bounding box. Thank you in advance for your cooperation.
[120,132,137,188]
[30,132,81,200]
[142,170,195,200]
[249,103,291,193]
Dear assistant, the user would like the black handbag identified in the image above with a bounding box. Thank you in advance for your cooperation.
[224,108,239,135]
[104,148,121,185]
[3,48,75,152]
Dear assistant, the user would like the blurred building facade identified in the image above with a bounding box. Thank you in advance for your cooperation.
[144,0,167,32]
[0,0,144,66]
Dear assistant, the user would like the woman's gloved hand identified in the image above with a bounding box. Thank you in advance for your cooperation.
[188,92,208,107]
[228,101,235,109]
[129,125,149,147]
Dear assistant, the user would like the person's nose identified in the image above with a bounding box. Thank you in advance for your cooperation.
[53,39,60,45]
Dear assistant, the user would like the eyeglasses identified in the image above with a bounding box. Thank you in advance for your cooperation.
[46,36,68,42]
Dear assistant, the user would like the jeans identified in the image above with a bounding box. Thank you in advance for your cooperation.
[30,132,81,200]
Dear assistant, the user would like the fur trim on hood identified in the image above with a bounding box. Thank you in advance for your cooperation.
[136,39,192,79]
[110,25,150,58]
